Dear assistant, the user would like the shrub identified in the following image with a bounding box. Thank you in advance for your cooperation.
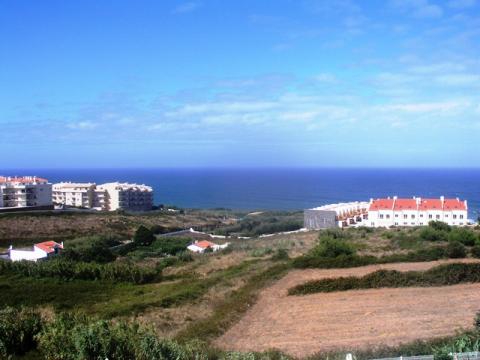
[309,236,355,258]
[271,249,289,261]
[0,259,159,284]
[429,221,452,232]
[475,312,480,330]
[419,227,448,242]
[471,245,480,258]
[0,307,42,357]
[289,263,480,295]
[446,241,466,259]
[133,225,155,246]
[151,237,191,256]
[448,228,477,246]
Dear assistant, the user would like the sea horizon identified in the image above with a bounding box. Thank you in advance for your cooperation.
[1,168,478,218]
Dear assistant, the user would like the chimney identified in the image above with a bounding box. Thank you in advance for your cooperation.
[440,196,445,203]
[61,242,64,248]
[393,196,398,200]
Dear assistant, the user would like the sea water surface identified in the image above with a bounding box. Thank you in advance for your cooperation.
[3,168,480,219]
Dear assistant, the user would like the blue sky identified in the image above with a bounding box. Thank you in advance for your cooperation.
[1,0,479,168]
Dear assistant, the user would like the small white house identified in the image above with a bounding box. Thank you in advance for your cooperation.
[187,240,229,254]
[9,241,63,262]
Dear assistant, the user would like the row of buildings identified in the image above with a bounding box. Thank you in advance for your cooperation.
[305,196,469,229]
[0,176,153,212]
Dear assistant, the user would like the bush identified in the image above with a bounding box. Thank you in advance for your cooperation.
[0,307,42,357]
[448,228,477,246]
[446,241,466,259]
[151,237,191,256]
[289,262,480,295]
[429,221,452,232]
[0,259,160,284]
[271,249,289,261]
[309,236,355,258]
[471,245,480,258]
[419,227,448,242]
[133,225,155,246]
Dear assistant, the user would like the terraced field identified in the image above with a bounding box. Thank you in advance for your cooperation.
[216,259,480,357]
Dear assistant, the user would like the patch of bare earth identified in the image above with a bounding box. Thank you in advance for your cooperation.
[216,259,480,358]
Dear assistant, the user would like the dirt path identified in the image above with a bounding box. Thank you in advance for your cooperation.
[216,259,480,357]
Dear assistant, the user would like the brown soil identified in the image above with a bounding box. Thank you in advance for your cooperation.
[216,259,480,357]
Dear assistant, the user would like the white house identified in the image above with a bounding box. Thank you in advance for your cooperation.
[187,240,229,253]
[9,241,64,262]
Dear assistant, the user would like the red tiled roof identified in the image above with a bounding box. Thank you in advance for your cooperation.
[394,199,417,210]
[370,197,467,212]
[444,198,467,211]
[369,198,394,211]
[194,240,216,249]
[418,199,442,211]
[34,241,63,254]
[0,176,48,184]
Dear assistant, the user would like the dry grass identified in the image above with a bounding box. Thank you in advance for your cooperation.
[216,259,480,357]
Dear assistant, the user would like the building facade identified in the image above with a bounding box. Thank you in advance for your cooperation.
[305,196,468,229]
[98,182,153,211]
[368,196,468,227]
[52,181,154,211]
[9,241,63,262]
[304,201,370,229]
[0,176,53,211]
[52,182,98,209]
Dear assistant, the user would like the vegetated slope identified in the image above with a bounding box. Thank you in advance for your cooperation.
[216,259,480,357]
[0,210,231,247]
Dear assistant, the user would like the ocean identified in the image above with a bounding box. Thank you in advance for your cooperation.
[3,168,480,219]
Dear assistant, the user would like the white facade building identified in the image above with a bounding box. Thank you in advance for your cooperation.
[368,196,468,227]
[9,241,63,262]
[304,201,370,229]
[0,176,52,211]
[52,181,154,211]
[52,182,99,209]
[98,182,153,211]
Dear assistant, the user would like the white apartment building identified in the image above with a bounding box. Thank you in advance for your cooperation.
[52,181,153,212]
[98,182,153,211]
[368,196,468,227]
[53,182,98,209]
[0,176,53,211]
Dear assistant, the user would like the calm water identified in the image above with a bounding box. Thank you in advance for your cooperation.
[3,168,480,219]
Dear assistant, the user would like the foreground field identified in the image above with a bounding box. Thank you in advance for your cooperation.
[217,259,480,357]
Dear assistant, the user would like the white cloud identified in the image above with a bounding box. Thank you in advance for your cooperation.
[448,0,477,8]
[67,121,98,130]
[172,2,201,14]
[377,101,467,113]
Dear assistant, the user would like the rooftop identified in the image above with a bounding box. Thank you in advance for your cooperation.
[0,176,49,184]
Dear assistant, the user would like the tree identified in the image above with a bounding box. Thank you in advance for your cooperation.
[133,226,155,246]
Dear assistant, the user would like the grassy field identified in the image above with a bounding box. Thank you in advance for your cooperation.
[1,211,480,359]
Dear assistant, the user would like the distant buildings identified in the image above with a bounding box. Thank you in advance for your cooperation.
[9,241,63,262]
[305,196,468,229]
[187,239,230,253]
[0,176,53,212]
[53,181,153,211]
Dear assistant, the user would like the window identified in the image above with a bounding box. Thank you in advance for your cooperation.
[436,215,440,219]
[386,214,390,219]
[420,214,423,218]
[403,214,408,219]
[453,214,457,219]
[420,223,423,225]
[411,222,415,225]
[429,214,433,219]
[404,222,407,225]
[445,214,448,218]
[379,214,384,219]
[460,215,464,219]
[395,214,399,218]
[395,222,398,226]
[411,214,415,219]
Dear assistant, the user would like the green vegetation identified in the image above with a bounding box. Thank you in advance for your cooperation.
[176,262,291,342]
[214,211,303,237]
[62,235,120,263]
[0,258,159,284]
[133,225,155,246]
[127,237,193,260]
[0,307,42,358]
[289,262,480,295]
